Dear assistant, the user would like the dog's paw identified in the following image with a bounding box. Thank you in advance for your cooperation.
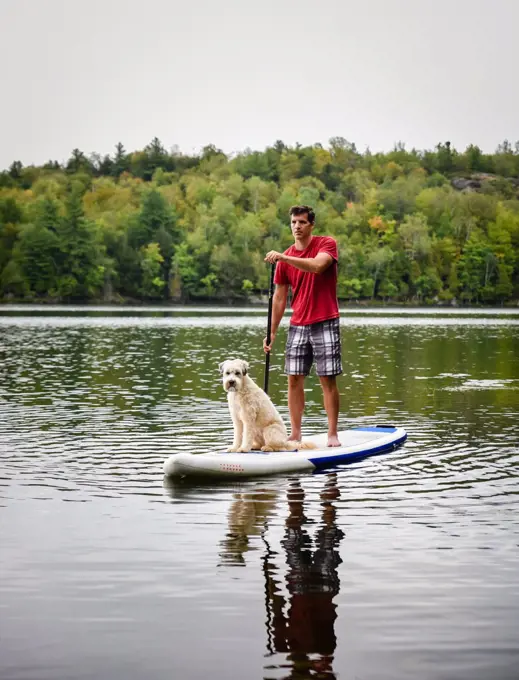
[237,446,251,453]
[226,446,239,453]
[261,445,273,452]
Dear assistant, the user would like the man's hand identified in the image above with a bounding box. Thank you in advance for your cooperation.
[264,251,284,264]
[263,332,276,353]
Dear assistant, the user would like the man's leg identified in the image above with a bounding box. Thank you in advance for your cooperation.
[285,324,312,442]
[319,375,341,447]
[288,374,305,441]
[310,318,342,447]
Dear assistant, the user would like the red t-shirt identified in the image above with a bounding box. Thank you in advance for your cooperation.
[274,236,339,326]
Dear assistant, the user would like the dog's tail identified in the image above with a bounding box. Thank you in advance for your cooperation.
[286,440,318,451]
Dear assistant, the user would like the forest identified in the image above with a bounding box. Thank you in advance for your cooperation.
[1,137,518,305]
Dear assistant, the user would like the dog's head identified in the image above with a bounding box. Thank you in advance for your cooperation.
[219,359,249,393]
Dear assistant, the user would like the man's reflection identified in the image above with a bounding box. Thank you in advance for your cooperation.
[267,475,344,679]
[220,474,344,679]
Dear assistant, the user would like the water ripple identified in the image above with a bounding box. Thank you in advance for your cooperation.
[1,310,518,680]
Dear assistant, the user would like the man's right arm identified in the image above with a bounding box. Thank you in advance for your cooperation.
[263,284,288,353]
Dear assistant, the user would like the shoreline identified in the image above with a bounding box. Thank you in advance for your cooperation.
[1,300,518,313]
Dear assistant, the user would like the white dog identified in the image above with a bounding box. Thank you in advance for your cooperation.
[219,359,316,453]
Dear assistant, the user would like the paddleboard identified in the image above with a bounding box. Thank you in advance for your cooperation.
[163,425,407,478]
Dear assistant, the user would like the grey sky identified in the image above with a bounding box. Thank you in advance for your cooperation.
[1,0,517,170]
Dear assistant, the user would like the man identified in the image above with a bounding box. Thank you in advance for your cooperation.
[264,205,342,447]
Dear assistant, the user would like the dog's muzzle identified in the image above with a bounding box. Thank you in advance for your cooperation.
[224,380,236,391]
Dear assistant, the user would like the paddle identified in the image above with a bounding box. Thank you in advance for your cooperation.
[263,263,276,395]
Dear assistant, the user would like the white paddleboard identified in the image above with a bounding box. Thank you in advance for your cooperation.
[163,425,407,478]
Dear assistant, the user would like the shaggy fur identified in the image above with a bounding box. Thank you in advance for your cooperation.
[219,359,316,453]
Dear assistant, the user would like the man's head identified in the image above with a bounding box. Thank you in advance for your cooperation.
[289,205,315,240]
[289,205,315,224]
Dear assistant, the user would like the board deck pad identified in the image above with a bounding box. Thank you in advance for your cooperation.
[163,425,407,478]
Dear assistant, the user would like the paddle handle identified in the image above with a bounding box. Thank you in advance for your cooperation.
[264,263,276,394]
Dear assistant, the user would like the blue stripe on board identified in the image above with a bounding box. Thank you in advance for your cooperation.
[308,432,407,469]
[352,426,397,433]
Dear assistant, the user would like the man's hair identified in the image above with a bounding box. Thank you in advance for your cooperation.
[289,205,315,224]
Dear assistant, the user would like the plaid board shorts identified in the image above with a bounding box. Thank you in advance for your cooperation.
[285,318,342,377]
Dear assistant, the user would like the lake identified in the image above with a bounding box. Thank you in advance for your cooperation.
[1,306,518,680]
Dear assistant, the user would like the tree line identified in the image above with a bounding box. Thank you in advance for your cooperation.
[1,137,518,305]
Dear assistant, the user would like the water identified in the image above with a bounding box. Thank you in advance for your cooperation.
[1,307,518,680]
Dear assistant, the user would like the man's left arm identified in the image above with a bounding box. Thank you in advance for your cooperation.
[264,251,332,274]
[265,240,337,275]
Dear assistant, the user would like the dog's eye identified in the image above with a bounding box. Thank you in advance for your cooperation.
[235,371,241,376]
[225,371,230,375]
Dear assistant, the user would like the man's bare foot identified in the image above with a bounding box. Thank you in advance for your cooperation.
[327,434,341,447]
[288,433,301,442]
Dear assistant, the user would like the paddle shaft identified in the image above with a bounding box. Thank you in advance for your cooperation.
[264,263,276,394]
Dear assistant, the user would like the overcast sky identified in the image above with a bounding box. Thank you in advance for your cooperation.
[1,0,517,169]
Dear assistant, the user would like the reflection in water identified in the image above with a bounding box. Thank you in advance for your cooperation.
[220,475,344,679]
[267,476,344,680]
[219,488,279,566]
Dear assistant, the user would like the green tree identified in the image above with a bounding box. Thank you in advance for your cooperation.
[367,246,395,299]
[55,189,104,299]
[457,237,493,303]
[140,242,165,298]
[66,149,92,175]
[17,199,61,295]
[112,142,130,178]
[170,242,203,301]
[398,213,431,260]
[0,197,24,292]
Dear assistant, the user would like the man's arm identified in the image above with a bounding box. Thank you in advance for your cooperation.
[263,284,288,353]
[264,251,333,275]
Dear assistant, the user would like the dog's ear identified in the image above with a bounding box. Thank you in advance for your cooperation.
[218,361,226,374]
[240,360,249,375]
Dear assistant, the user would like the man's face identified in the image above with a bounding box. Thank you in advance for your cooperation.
[290,213,313,239]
